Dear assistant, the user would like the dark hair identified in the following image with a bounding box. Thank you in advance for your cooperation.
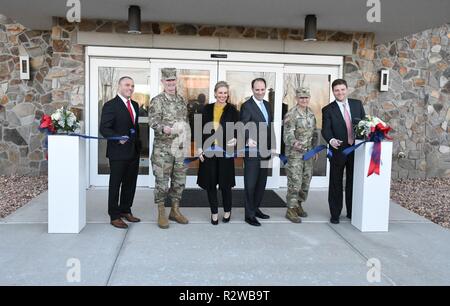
[197,93,206,104]
[251,78,266,89]
[118,76,134,84]
[331,79,347,90]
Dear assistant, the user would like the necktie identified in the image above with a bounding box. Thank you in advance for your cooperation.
[259,101,269,124]
[126,100,134,124]
[343,103,353,145]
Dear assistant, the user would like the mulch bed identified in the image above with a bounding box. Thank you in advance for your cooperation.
[0,175,48,219]
[391,177,450,229]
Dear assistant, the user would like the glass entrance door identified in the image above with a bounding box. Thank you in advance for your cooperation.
[218,62,284,188]
[279,65,339,188]
[89,58,151,187]
[88,53,341,189]
[149,60,218,188]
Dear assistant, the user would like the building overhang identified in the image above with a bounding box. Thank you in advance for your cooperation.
[1,0,449,44]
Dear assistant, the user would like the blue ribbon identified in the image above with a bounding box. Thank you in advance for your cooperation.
[183,145,231,165]
[40,128,136,151]
[342,130,386,156]
[55,129,135,141]
[342,141,367,156]
[302,145,333,161]
[184,145,288,165]
[278,154,288,165]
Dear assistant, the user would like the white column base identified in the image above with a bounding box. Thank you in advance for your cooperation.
[351,140,393,232]
[48,135,86,234]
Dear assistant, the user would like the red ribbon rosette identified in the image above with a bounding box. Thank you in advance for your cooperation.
[39,115,56,134]
[367,122,392,176]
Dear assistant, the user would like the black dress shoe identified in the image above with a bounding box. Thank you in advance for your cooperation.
[222,212,231,223]
[255,210,270,219]
[245,217,261,226]
[211,215,219,225]
[330,218,340,224]
[346,214,352,220]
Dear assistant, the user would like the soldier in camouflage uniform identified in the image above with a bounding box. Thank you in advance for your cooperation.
[148,68,189,229]
[283,87,319,223]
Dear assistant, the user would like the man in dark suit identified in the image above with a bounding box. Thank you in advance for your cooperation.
[100,76,142,229]
[239,78,277,226]
[321,79,365,224]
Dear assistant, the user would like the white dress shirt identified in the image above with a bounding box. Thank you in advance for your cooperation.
[252,96,269,123]
[118,93,136,122]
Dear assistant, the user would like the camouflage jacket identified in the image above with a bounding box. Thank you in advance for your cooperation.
[148,92,188,147]
[283,106,318,159]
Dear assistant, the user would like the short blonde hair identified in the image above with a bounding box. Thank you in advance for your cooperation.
[214,81,229,93]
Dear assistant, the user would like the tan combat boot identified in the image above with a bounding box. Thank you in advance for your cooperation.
[286,207,302,223]
[157,203,169,229]
[295,203,308,218]
[169,203,189,224]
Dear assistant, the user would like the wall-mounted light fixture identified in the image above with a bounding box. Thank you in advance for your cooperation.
[128,5,141,34]
[304,14,317,42]
[19,55,30,80]
[380,69,389,91]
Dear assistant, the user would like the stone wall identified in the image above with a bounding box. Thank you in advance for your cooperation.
[0,15,52,175]
[0,14,449,178]
[58,17,366,41]
[371,24,450,178]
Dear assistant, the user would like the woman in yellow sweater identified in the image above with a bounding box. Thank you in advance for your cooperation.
[196,81,239,225]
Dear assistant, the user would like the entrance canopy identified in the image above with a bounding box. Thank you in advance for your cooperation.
[2,0,449,44]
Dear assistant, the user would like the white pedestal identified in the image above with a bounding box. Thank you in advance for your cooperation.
[48,135,86,233]
[351,140,392,232]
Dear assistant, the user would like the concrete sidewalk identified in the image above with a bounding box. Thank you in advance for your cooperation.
[1,188,449,285]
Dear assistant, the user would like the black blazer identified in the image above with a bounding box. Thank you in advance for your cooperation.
[99,95,141,161]
[239,97,276,159]
[321,98,365,161]
[197,102,239,189]
[200,103,239,150]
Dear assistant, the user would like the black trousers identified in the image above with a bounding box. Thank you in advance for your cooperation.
[108,158,139,221]
[243,158,268,219]
[328,152,354,220]
[206,187,232,214]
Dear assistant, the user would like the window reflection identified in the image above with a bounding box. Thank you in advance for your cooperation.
[225,71,276,176]
[98,67,150,175]
[156,69,211,175]
[281,73,330,177]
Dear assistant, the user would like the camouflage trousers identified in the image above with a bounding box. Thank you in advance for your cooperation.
[286,158,313,208]
[151,146,187,205]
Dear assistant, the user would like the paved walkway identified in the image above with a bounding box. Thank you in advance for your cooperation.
[1,188,449,285]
